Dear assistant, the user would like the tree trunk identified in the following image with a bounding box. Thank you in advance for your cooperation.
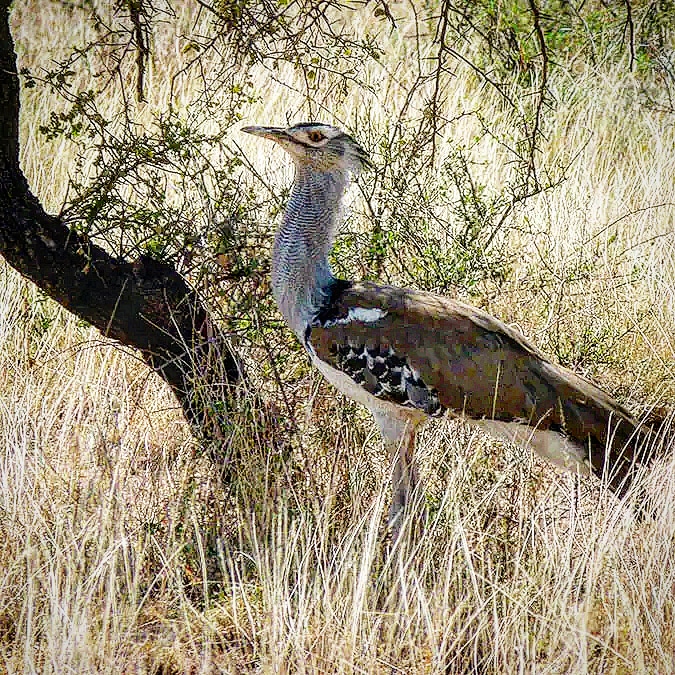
[0,0,242,439]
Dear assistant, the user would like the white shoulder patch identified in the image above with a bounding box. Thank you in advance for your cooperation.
[327,307,387,326]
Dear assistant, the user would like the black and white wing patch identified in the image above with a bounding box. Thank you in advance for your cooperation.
[308,282,444,416]
[329,342,444,416]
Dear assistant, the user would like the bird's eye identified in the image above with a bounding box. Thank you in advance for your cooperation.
[308,131,324,143]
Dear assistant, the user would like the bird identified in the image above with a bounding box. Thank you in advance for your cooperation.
[242,121,661,534]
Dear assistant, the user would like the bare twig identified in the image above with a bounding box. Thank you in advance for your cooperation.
[526,0,549,192]
[623,0,636,71]
[429,0,453,162]
[127,0,150,102]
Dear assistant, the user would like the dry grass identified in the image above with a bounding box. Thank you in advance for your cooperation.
[3,1,675,673]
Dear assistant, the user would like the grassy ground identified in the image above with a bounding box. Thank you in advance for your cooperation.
[3,1,675,672]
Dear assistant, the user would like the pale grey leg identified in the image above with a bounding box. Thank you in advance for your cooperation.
[373,412,420,539]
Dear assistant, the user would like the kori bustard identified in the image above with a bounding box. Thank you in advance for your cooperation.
[243,121,658,531]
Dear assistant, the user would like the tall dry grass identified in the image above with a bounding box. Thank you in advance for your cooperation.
[2,1,675,673]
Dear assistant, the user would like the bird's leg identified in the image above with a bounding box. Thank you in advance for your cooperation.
[373,412,421,538]
[388,421,418,526]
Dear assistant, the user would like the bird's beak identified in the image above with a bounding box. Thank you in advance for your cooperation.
[241,125,288,142]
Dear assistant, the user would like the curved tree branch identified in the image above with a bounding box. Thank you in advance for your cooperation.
[0,0,242,439]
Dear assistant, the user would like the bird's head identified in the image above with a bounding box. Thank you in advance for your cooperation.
[242,122,371,174]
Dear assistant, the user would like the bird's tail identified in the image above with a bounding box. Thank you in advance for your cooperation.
[586,403,671,497]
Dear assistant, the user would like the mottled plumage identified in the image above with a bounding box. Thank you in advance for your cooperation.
[307,281,654,493]
[243,121,660,534]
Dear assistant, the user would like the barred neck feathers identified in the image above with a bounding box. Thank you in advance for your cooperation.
[271,164,349,338]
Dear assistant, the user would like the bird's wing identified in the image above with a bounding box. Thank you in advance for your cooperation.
[307,281,655,490]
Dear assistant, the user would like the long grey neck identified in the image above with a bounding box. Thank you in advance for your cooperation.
[271,165,349,339]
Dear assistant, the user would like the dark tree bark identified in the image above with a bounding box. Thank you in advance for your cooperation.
[0,0,242,438]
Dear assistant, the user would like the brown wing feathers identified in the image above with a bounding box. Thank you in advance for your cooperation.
[308,282,658,492]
